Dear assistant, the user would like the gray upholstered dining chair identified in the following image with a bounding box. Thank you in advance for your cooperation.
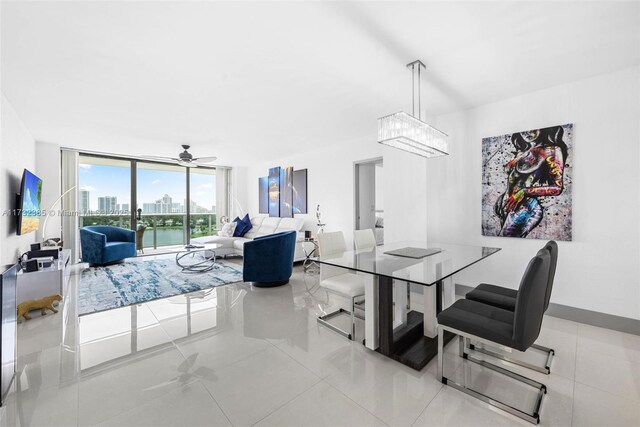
[464,241,558,374]
[437,248,551,424]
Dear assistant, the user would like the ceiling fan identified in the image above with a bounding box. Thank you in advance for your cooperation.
[152,144,217,168]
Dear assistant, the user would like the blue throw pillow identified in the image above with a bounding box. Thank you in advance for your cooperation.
[238,214,253,237]
[232,214,253,237]
[232,217,242,237]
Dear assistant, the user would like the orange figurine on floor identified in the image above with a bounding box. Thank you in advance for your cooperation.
[17,294,62,322]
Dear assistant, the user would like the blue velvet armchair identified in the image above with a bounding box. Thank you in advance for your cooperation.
[80,226,136,266]
[243,230,296,287]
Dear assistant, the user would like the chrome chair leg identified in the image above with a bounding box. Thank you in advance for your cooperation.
[318,308,354,340]
[439,325,546,425]
[437,327,444,383]
[351,297,356,340]
[317,294,365,341]
[532,343,555,374]
[468,341,555,374]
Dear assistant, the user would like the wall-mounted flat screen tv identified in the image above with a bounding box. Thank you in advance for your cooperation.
[17,169,42,235]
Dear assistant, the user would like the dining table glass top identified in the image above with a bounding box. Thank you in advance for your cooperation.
[315,241,501,286]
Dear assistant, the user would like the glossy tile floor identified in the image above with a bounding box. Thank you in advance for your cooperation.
[1,261,639,426]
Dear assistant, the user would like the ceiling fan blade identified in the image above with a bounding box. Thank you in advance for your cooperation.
[178,160,199,168]
[192,156,217,163]
[144,156,180,162]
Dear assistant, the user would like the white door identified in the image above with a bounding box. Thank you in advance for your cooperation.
[356,163,376,230]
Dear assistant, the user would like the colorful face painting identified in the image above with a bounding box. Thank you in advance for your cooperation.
[481,124,573,241]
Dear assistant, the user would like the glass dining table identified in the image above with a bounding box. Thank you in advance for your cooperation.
[315,241,501,371]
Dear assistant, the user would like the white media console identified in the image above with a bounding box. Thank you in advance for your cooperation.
[16,249,71,303]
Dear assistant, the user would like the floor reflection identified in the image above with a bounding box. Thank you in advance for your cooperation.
[242,284,309,340]
[79,285,247,372]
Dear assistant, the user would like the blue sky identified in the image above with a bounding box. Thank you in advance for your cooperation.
[22,170,41,213]
[79,163,216,211]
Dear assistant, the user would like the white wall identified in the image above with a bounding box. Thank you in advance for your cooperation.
[382,145,428,243]
[1,94,37,264]
[427,66,640,320]
[35,141,61,242]
[245,136,382,249]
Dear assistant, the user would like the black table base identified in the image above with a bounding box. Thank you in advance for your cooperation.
[376,276,455,371]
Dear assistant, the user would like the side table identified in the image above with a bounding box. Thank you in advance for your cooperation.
[302,238,319,273]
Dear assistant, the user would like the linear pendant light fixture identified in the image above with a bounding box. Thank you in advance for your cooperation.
[377,60,448,158]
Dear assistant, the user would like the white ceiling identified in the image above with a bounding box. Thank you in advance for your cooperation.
[2,1,639,165]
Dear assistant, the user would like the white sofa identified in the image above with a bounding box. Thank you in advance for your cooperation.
[191,216,307,262]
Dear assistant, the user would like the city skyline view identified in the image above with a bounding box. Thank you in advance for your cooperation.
[79,191,211,214]
[79,161,216,214]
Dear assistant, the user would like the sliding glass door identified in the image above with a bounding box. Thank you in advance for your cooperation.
[136,162,187,250]
[78,153,220,254]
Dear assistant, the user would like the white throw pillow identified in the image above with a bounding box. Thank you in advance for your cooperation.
[218,222,236,237]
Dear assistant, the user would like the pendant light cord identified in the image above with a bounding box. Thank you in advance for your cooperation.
[411,63,415,117]
[418,64,421,120]
[408,60,425,120]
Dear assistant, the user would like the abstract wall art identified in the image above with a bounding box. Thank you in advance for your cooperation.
[279,166,294,218]
[268,167,280,217]
[258,177,268,214]
[292,169,307,214]
[261,166,308,218]
[481,123,573,241]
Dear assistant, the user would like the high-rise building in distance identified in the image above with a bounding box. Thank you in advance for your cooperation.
[142,203,157,214]
[98,196,117,213]
[79,189,90,213]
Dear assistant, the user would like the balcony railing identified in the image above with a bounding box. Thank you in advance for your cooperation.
[79,212,217,249]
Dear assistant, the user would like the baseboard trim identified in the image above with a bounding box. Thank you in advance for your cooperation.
[455,284,640,336]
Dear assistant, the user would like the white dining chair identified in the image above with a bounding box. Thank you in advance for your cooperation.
[317,231,365,340]
[354,229,377,251]
[354,228,411,312]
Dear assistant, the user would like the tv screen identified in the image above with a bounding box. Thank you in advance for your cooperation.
[17,169,42,235]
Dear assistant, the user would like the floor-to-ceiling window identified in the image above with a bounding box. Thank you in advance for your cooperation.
[78,153,221,254]
[78,155,132,229]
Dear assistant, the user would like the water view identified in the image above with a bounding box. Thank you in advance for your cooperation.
[79,213,217,249]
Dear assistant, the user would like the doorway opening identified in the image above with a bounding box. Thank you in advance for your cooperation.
[354,158,383,245]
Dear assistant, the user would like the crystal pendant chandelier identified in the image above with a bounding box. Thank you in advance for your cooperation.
[377,60,448,158]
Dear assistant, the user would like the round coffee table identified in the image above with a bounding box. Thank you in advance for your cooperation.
[175,243,222,273]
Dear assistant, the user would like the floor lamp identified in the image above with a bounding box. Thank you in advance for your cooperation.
[41,186,76,247]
